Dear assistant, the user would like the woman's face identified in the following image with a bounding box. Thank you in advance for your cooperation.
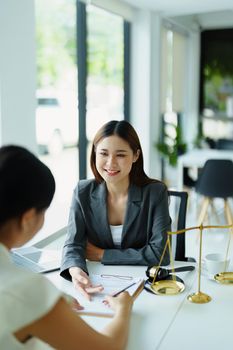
[95,135,139,186]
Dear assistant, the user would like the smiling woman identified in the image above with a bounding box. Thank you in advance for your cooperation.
[60,120,171,299]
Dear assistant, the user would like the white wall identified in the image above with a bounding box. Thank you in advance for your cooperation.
[171,16,200,147]
[130,9,202,182]
[185,29,200,147]
[0,0,37,152]
[131,10,162,179]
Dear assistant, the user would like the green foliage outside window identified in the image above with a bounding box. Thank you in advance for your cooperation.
[36,0,76,88]
[87,7,123,86]
[36,1,123,89]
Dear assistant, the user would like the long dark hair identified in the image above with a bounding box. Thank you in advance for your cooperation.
[90,120,160,186]
[0,145,55,226]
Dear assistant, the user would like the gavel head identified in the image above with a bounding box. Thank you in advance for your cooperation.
[146,266,161,281]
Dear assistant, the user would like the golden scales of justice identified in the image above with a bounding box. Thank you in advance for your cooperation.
[150,222,233,303]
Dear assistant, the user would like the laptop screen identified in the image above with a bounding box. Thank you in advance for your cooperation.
[11,246,61,273]
[23,249,60,267]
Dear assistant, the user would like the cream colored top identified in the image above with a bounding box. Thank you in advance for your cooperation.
[0,243,62,349]
[109,225,123,247]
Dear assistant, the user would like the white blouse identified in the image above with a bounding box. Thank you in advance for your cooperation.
[0,243,62,349]
[110,225,123,247]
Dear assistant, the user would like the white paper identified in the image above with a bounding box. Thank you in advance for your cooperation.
[71,274,144,317]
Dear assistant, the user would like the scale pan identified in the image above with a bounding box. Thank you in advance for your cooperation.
[214,272,233,284]
[151,276,185,295]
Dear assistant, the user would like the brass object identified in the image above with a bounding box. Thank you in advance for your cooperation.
[214,272,233,284]
[187,291,211,304]
[186,225,212,303]
[149,236,185,295]
[151,279,185,295]
[152,222,233,303]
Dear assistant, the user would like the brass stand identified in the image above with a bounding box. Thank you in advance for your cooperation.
[165,223,233,303]
[187,225,211,303]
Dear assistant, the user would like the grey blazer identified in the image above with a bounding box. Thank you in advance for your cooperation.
[60,179,171,280]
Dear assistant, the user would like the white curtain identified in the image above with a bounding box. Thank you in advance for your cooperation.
[160,26,170,113]
[172,31,187,112]
[160,24,187,113]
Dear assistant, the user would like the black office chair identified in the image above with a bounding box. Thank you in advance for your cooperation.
[195,159,233,226]
[168,190,189,261]
[216,138,233,151]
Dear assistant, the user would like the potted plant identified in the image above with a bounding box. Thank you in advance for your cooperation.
[156,122,187,167]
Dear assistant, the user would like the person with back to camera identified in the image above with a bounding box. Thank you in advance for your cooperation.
[60,120,171,299]
[0,145,133,350]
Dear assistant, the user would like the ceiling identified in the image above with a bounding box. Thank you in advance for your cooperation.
[121,0,233,16]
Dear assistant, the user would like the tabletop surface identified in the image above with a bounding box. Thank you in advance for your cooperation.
[178,148,233,167]
[47,261,233,349]
[159,273,233,349]
[47,261,199,350]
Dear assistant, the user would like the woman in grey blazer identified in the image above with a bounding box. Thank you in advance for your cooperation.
[60,120,171,299]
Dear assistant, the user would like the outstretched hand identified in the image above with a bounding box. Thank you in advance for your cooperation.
[69,266,103,300]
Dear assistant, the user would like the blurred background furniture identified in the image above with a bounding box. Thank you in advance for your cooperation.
[195,159,233,226]
[168,190,192,261]
[177,149,233,190]
[216,138,233,150]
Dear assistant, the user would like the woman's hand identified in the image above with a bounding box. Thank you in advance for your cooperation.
[69,266,103,300]
[86,241,104,261]
[104,292,133,314]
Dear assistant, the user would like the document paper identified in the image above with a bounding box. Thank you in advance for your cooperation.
[71,274,144,317]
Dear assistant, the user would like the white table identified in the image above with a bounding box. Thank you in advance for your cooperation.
[47,261,233,349]
[158,275,233,349]
[47,261,196,350]
[177,149,233,190]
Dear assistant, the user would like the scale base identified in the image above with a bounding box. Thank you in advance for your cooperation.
[187,291,212,304]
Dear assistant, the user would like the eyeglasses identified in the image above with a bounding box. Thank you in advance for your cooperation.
[100,274,133,280]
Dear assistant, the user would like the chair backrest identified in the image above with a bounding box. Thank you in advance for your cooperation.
[168,190,188,261]
[216,138,233,151]
[195,159,233,198]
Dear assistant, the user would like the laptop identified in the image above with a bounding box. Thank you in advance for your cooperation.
[10,227,66,273]
[11,246,61,273]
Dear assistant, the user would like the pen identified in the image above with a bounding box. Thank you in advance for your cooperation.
[111,282,137,297]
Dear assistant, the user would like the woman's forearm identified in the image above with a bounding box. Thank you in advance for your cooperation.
[102,244,170,266]
[101,306,132,350]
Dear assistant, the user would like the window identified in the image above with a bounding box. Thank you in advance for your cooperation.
[34,0,130,242]
[86,5,125,177]
[158,25,187,182]
[34,0,78,242]
[200,28,233,140]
